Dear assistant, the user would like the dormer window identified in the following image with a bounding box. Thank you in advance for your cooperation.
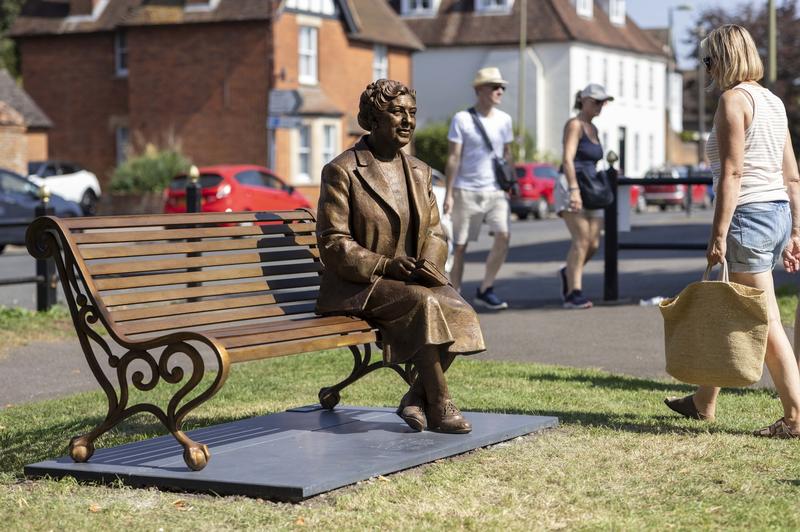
[575,0,593,19]
[284,0,336,16]
[475,0,513,14]
[400,0,437,17]
[609,0,625,25]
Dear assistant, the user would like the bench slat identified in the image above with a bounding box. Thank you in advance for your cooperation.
[95,262,322,291]
[226,331,378,363]
[61,210,313,229]
[118,302,318,336]
[110,290,319,322]
[221,320,373,349]
[88,248,319,275]
[79,235,318,260]
[102,277,319,307]
[72,222,316,244]
[205,315,359,339]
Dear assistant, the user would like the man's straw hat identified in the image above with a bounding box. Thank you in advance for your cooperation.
[472,67,508,87]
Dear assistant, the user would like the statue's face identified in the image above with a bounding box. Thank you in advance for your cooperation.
[371,93,416,149]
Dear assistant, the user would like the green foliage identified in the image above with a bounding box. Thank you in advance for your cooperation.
[413,121,449,173]
[110,143,191,194]
[776,284,797,326]
[0,0,26,76]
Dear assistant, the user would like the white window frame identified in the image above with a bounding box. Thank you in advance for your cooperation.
[618,59,624,98]
[114,30,128,78]
[602,57,608,89]
[585,54,591,87]
[633,62,640,100]
[648,64,654,101]
[297,124,312,182]
[373,44,388,80]
[400,0,436,16]
[115,126,130,166]
[475,0,514,14]
[576,0,593,18]
[321,124,338,167]
[648,133,654,169]
[298,26,318,85]
[634,132,641,173]
[609,0,626,25]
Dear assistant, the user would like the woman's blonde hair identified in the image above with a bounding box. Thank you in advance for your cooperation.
[700,24,763,90]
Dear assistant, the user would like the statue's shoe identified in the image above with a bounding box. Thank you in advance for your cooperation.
[427,399,472,434]
[396,390,427,432]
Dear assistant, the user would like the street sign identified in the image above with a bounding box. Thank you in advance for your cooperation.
[267,115,303,129]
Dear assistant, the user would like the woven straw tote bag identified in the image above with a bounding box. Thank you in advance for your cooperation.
[659,260,768,387]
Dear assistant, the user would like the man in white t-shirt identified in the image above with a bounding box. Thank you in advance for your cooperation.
[443,67,514,310]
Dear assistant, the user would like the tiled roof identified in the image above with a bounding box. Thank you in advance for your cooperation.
[393,0,665,56]
[0,69,53,128]
[345,0,423,51]
[11,0,423,51]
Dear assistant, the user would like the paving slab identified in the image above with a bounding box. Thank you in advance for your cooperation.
[25,405,558,501]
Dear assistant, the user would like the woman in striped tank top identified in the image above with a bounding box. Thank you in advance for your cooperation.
[664,25,800,438]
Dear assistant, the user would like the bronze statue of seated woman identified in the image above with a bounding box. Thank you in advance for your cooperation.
[315,79,486,433]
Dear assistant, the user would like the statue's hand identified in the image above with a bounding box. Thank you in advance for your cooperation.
[385,256,416,280]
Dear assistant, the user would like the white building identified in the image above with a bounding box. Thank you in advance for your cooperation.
[393,0,671,176]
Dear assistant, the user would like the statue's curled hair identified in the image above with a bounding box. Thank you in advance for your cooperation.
[357,79,416,131]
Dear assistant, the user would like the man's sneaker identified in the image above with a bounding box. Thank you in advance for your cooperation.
[475,286,508,310]
[558,266,568,301]
[563,290,592,309]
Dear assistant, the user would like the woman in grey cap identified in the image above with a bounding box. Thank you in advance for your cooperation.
[555,83,614,309]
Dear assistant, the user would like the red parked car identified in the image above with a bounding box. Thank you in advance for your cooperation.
[512,162,558,219]
[513,162,645,219]
[164,165,312,214]
[643,167,710,210]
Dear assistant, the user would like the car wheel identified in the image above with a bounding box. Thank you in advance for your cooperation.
[533,199,548,220]
[659,204,667,212]
[0,244,5,255]
[80,190,98,216]
[517,211,529,220]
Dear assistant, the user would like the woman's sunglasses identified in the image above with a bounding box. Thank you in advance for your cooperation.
[702,56,713,71]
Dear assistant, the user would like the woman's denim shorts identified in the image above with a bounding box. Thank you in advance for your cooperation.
[726,200,791,273]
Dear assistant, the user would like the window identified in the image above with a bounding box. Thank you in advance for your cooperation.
[575,0,593,18]
[0,170,38,195]
[298,125,311,182]
[401,0,435,16]
[184,0,221,12]
[602,57,608,88]
[114,31,128,77]
[634,132,640,173]
[609,0,626,25]
[633,63,639,99]
[532,166,559,180]
[234,170,265,187]
[618,59,624,98]
[322,124,337,166]
[298,26,318,85]
[115,126,130,165]
[585,54,591,86]
[648,64,654,101]
[475,0,513,13]
[285,0,336,16]
[648,133,654,168]
[373,44,388,80]
[602,132,609,150]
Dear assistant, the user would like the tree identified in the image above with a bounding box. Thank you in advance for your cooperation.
[0,0,26,76]
[688,0,800,152]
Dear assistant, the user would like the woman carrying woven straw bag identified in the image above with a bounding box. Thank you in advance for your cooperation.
[663,25,800,438]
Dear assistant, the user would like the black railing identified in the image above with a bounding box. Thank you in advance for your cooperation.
[603,169,713,301]
[0,201,57,311]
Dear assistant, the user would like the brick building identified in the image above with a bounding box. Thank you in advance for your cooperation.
[0,68,52,175]
[11,0,421,194]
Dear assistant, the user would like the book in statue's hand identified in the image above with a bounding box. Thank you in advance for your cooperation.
[412,258,449,287]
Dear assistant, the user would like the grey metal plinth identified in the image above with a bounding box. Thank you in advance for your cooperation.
[25,406,558,501]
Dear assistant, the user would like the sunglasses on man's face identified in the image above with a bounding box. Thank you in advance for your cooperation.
[490,84,506,92]
[702,56,713,71]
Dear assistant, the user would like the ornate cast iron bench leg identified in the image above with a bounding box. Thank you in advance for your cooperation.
[318,343,414,410]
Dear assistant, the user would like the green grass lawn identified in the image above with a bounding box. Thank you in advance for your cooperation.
[2,351,800,530]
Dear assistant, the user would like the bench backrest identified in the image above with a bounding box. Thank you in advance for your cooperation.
[44,210,323,342]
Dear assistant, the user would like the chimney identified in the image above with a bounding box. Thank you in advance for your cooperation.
[70,0,101,16]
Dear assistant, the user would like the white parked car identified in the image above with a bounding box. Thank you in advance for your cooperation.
[28,160,101,215]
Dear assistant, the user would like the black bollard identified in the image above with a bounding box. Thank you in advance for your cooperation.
[603,154,619,302]
[35,190,57,311]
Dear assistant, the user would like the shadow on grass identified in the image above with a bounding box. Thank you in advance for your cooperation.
[526,369,776,397]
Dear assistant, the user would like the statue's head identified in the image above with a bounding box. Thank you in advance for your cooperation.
[358,79,417,150]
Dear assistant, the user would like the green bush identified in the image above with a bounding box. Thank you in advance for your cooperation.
[110,143,191,194]
[413,121,450,173]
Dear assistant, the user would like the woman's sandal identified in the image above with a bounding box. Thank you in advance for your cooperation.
[664,395,715,421]
[753,418,800,439]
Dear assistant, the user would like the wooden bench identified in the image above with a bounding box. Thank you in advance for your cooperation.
[26,210,413,471]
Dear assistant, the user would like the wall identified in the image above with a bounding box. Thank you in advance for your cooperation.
[26,131,48,162]
[128,21,271,169]
[0,124,27,175]
[18,33,129,186]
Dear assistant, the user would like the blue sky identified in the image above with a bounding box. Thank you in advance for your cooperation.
[626,0,728,69]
